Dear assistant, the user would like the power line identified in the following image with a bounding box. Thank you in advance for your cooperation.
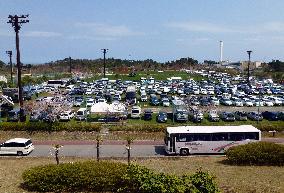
[101,49,108,78]
[7,14,29,122]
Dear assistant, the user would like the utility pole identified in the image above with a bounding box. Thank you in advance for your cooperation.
[247,50,252,87]
[8,14,29,122]
[6,51,13,84]
[101,49,108,78]
[69,56,72,74]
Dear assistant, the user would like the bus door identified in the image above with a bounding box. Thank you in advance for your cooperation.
[169,135,176,153]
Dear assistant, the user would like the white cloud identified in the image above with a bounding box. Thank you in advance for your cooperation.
[166,21,238,33]
[23,31,62,37]
[67,35,116,41]
[74,22,145,37]
[166,21,284,35]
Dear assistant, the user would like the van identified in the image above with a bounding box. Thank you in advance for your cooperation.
[75,108,88,121]
[0,138,34,156]
[131,106,141,119]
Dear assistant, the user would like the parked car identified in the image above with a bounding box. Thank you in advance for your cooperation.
[208,110,220,122]
[247,112,263,121]
[131,106,141,119]
[86,98,95,107]
[0,138,34,156]
[219,112,235,122]
[143,109,153,120]
[161,98,170,107]
[156,111,168,123]
[262,111,279,121]
[174,109,188,122]
[140,94,147,102]
[150,95,160,106]
[7,109,26,122]
[220,98,233,106]
[29,111,42,122]
[75,108,88,121]
[234,111,247,121]
[59,110,74,122]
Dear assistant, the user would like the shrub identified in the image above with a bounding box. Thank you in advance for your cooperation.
[0,122,101,132]
[23,162,220,193]
[22,161,127,192]
[118,164,219,193]
[225,142,284,166]
[109,124,166,132]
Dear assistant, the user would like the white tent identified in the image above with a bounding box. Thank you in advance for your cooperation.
[108,102,126,113]
[90,102,109,113]
[90,101,126,114]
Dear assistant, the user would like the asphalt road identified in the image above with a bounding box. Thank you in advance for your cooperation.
[29,144,165,157]
[26,138,284,157]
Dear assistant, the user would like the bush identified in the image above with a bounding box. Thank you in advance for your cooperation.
[0,122,101,132]
[23,162,220,193]
[109,124,166,132]
[22,161,127,192]
[118,164,219,193]
[225,142,284,166]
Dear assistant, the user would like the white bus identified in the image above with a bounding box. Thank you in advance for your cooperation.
[47,80,66,88]
[164,125,261,155]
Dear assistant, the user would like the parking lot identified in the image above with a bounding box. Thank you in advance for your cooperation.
[1,70,284,125]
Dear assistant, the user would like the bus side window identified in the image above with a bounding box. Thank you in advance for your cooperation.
[197,134,211,141]
[230,133,245,141]
[212,133,229,141]
[178,134,187,142]
[244,132,259,140]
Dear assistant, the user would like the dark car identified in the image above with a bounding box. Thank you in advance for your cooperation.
[234,111,247,121]
[262,111,279,121]
[247,112,263,121]
[150,96,160,106]
[7,109,26,122]
[143,109,153,120]
[219,112,235,122]
[278,112,284,121]
[156,111,168,123]
[29,111,42,122]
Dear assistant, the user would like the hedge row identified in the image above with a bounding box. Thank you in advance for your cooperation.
[0,122,101,132]
[225,142,284,166]
[109,124,166,132]
[0,121,283,132]
[22,161,220,193]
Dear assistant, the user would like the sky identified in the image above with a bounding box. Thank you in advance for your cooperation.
[1,0,284,64]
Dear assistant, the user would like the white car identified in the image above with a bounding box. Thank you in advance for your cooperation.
[162,98,170,107]
[200,88,207,95]
[244,99,254,107]
[0,138,34,156]
[86,98,95,107]
[140,94,147,102]
[254,100,264,107]
[193,89,200,95]
[131,106,141,119]
[234,100,244,107]
[211,97,220,106]
[263,99,274,106]
[208,110,220,122]
[59,111,74,121]
[85,89,93,95]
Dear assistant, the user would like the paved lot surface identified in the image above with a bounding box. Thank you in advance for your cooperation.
[29,144,165,157]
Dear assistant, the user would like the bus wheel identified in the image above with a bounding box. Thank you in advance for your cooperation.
[180,149,189,156]
[17,151,23,156]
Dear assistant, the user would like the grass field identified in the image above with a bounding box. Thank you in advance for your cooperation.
[0,156,283,193]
